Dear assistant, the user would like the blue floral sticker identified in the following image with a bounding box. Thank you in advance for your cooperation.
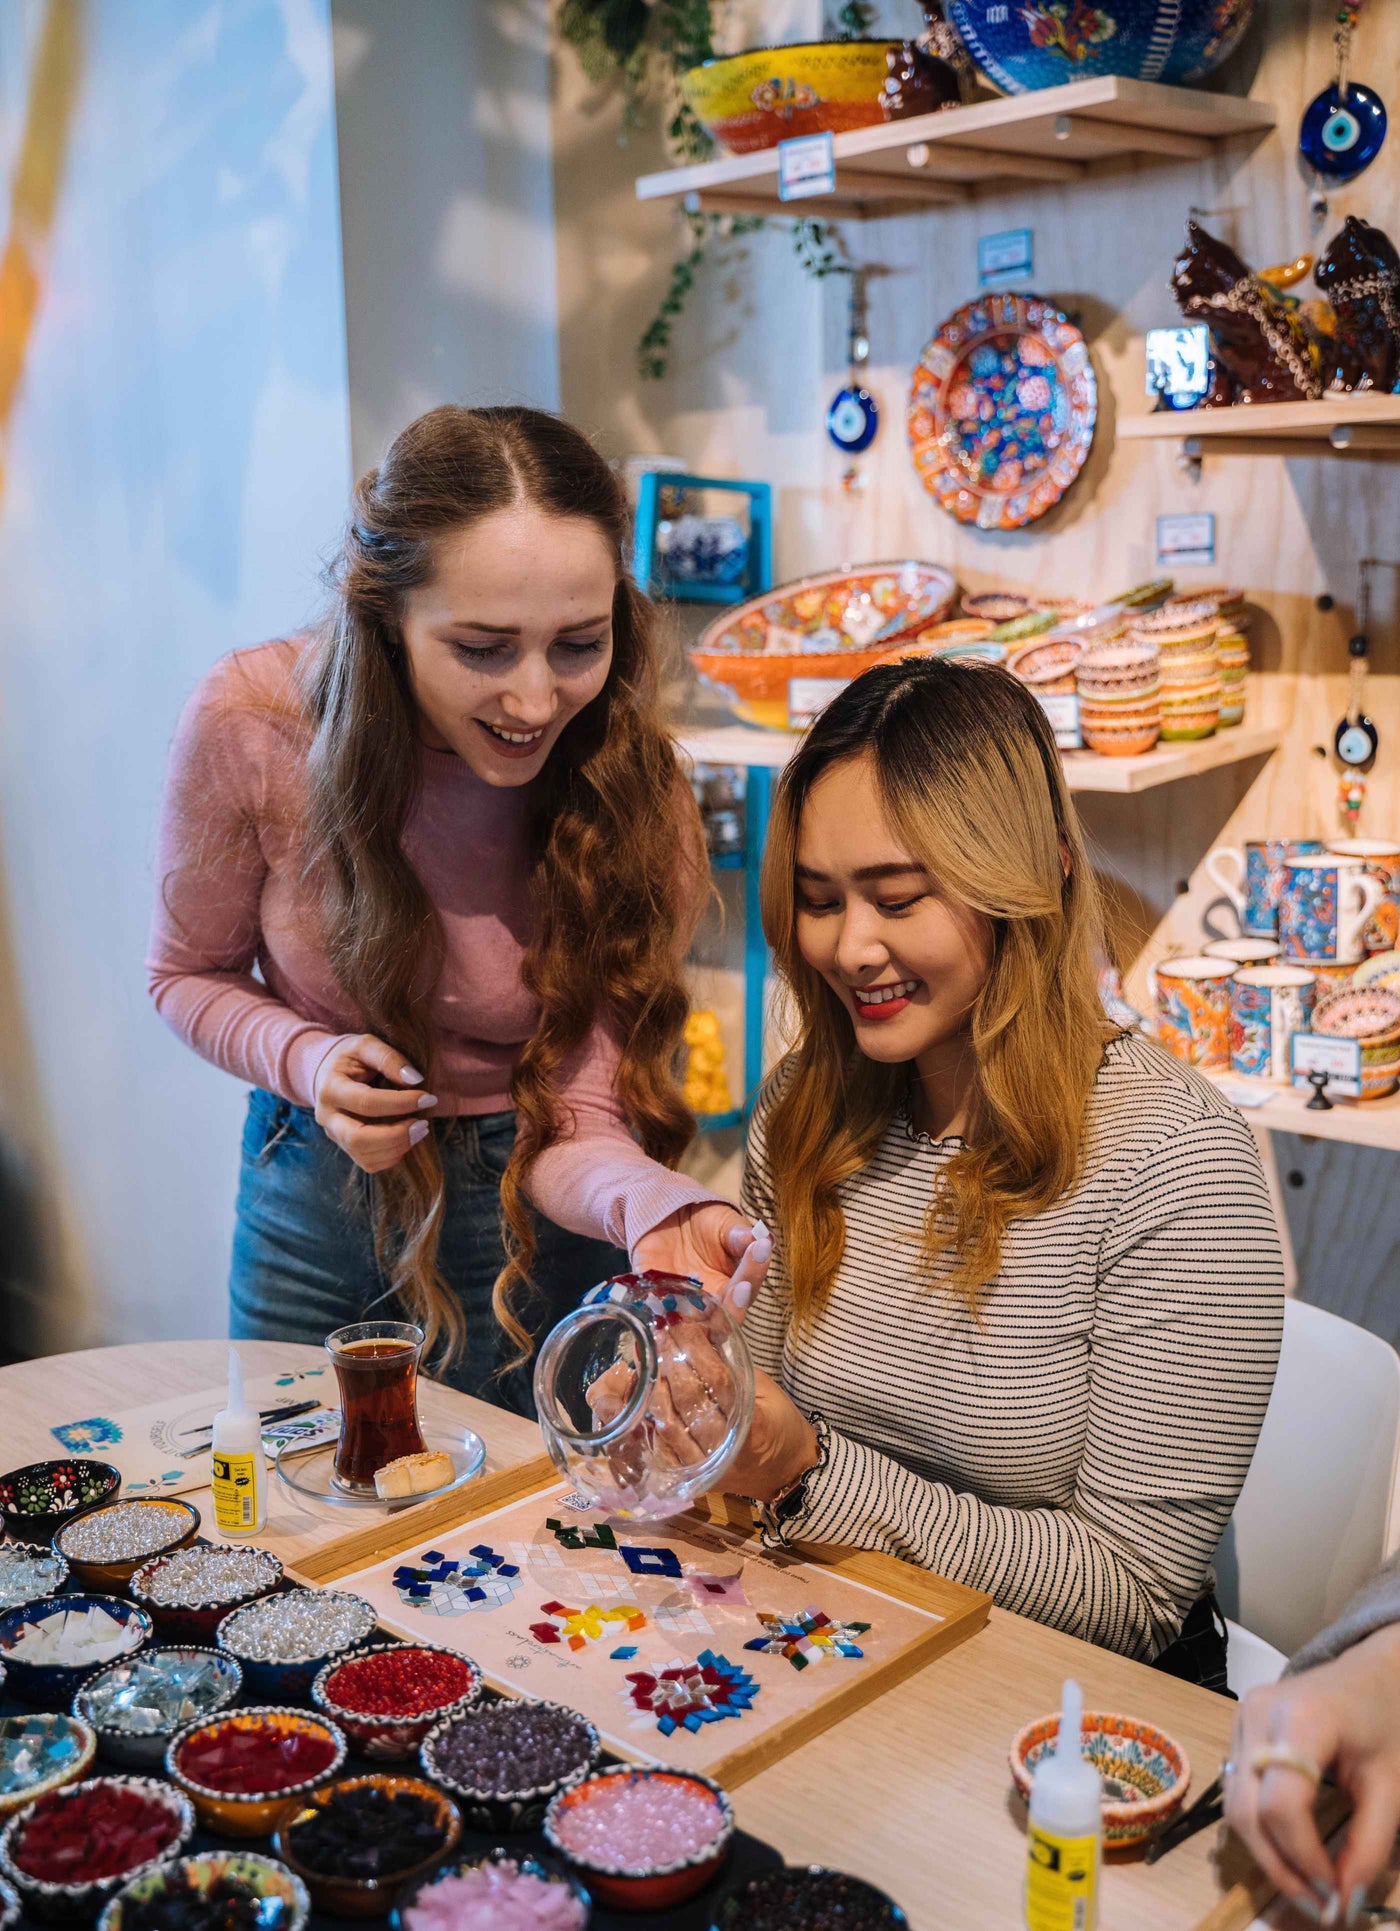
[51,1417,123,1452]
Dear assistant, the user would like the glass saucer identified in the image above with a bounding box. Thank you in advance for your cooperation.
[275,1428,486,1511]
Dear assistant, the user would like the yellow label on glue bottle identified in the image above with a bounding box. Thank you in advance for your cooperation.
[211,1450,262,1534]
[209,1349,267,1535]
[1026,1824,1099,1931]
[1025,1678,1100,1931]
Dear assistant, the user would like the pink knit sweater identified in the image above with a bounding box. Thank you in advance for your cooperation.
[147,639,720,1251]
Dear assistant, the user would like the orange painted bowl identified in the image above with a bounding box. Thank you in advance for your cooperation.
[54,1499,200,1596]
[679,41,897,155]
[130,1545,283,1645]
[544,1767,734,1912]
[915,618,994,645]
[166,1707,346,1840]
[691,561,956,731]
[1079,687,1161,717]
[1080,703,1161,731]
[1083,719,1162,758]
[1008,638,1082,690]
[1160,711,1219,742]
[1160,677,1220,706]
[1009,1711,1190,1849]
[273,1775,462,1919]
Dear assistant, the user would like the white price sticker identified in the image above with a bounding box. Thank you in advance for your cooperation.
[1291,1032,1362,1099]
[788,676,849,730]
[778,132,836,201]
[1037,692,1081,750]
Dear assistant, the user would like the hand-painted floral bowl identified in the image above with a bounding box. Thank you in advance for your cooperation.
[0,1543,69,1614]
[947,0,1257,95]
[391,1848,591,1931]
[74,1647,242,1771]
[545,1766,733,1913]
[1354,951,1400,990]
[691,562,956,730]
[1083,717,1162,758]
[0,1774,194,1921]
[916,618,994,646]
[0,1717,97,1822]
[1077,644,1160,695]
[98,1851,310,1931]
[0,1462,121,1547]
[710,1865,908,1925]
[0,1596,150,1707]
[680,41,898,155]
[166,1707,346,1840]
[1008,637,1082,692]
[54,1498,200,1595]
[273,1774,462,1919]
[130,1544,283,1645]
[961,591,1033,624]
[1009,1710,1190,1848]
[1313,985,1400,1044]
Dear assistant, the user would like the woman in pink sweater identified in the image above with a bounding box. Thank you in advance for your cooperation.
[148,405,764,1408]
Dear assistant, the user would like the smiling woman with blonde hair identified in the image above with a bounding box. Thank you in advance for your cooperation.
[718,657,1285,1687]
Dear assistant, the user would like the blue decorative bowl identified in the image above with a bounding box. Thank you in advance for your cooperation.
[0,1597,151,1707]
[947,0,1256,93]
[217,1591,376,1704]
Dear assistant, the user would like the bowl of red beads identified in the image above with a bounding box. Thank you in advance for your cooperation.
[545,1766,733,1912]
[166,1707,345,1840]
[274,1775,462,1919]
[0,1775,193,1921]
[420,1701,600,1835]
[98,1851,309,1931]
[312,1646,481,1763]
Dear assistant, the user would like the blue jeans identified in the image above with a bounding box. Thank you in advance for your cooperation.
[229,1089,626,1415]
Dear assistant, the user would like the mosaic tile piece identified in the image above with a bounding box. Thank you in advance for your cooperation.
[544,1517,618,1553]
[743,1605,871,1668]
[391,1544,524,1616]
[625,1650,760,1737]
[686,1571,748,1606]
[530,1600,647,1653]
[621,1546,683,1579]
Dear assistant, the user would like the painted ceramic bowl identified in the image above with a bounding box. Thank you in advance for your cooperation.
[710,1865,908,1926]
[167,1707,346,1840]
[312,1646,483,1763]
[691,562,956,731]
[0,1876,15,1931]
[1079,698,1162,727]
[679,41,897,155]
[960,592,1031,624]
[0,1775,194,1921]
[0,1596,150,1706]
[217,1589,377,1702]
[0,1462,121,1546]
[1160,709,1219,742]
[274,1774,462,1919]
[1313,985,1400,1044]
[0,1543,68,1614]
[99,1852,309,1931]
[0,1717,97,1822]
[74,1648,242,1772]
[545,1767,733,1913]
[947,0,1256,94]
[1008,637,1082,691]
[130,1545,283,1645]
[1009,1711,1190,1848]
[1354,951,1400,989]
[916,617,994,645]
[54,1498,200,1595]
[1167,585,1247,622]
[1084,718,1162,758]
[1077,644,1160,694]
[420,1702,601,1835]
[391,1848,590,1931]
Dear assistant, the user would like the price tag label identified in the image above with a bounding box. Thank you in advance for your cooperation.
[778,132,836,201]
[1037,691,1081,750]
[1291,1032,1362,1098]
[978,226,1034,288]
[788,675,849,730]
[1156,511,1216,568]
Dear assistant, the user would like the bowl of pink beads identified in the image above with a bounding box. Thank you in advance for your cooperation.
[543,1765,733,1912]
[391,1848,589,1931]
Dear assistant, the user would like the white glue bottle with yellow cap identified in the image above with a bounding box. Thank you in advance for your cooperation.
[1025,1677,1101,1931]
[209,1348,267,1536]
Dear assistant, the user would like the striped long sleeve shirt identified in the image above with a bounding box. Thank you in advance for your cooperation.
[740,1031,1285,1661]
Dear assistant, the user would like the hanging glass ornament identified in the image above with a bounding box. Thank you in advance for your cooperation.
[827,269,880,457]
[1300,3,1386,183]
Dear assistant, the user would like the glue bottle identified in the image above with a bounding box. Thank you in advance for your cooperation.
[210,1348,267,1536]
[1025,1677,1101,1931]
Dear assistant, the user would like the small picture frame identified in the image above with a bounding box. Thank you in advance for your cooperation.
[1145,324,1213,411]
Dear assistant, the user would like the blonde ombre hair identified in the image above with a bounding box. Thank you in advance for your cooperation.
[758,657,1114,1325]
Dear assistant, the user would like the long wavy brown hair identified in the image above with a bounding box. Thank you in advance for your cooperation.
[299,405,698,1364]
[759,657,1114,1327]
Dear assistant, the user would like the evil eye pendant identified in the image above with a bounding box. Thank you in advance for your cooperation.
[826,384,879,454]
[1300,82,1387,180]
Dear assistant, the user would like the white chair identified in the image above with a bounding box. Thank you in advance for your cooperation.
[1213,1298,1400,1698]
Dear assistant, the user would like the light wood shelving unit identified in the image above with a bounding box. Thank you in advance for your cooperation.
[635,76,1275,218]
[1120,394,1400,460]
[1208,1075,1400,1153]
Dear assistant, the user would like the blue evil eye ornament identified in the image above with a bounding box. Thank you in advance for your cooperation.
[1300,82,1387,180]
[826,384,879,454]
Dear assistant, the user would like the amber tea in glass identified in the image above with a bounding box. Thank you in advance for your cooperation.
[326,1320,427,1493]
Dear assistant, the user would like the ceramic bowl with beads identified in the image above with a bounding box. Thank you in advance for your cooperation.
[709,1864,908,1927]
[0,1716,97,1822]
[0,1462,121,1548]
[545,1766,734,1912]
[130,1545,283,1645]
[312,1645,482,1762]
[217,1589,376,1702]
[420,1701,601,1834]
[273,1775,462,1919]
[74,1647,242,1771]
[98,1851,310,1931]
[390,1848,590,1931]
[0,1874,16,1931]
[54,1499,200,1595]
[166,1707,346,1840]
[0,1774,194,1921]
[1010,1709,1190,1848]
[0,1596,151,1706]
[0,1543,68,1615]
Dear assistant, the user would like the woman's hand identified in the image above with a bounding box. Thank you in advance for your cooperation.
[1224,1624,1400,1924]
[312,1035,436,1174]
[720,1371,819,1504]
[633,1203,772,1313]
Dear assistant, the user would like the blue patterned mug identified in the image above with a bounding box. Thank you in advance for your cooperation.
[1279,854,1384,964]
[1205,839,1324,937]
[1230,966,1317,1080]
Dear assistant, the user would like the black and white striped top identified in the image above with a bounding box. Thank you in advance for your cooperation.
[740,1030,1285,1661]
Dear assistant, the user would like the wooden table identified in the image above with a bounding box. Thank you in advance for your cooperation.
[0,1344,1267,1931]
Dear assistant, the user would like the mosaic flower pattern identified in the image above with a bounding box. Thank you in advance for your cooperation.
[625,1652,760,1737]
[392,1545,523,1615]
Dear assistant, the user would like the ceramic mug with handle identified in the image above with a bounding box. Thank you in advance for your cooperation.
[1279,854,1385,965]
[1230,965,1317,1080]
[1204,838,1323,937]
[1327,839,1400,955]
[1152,955,1235,1069]
[1202,936,1281,968]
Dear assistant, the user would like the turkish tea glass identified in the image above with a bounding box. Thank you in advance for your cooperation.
[326,1320,427,1494]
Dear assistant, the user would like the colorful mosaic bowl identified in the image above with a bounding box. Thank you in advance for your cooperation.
[1008,637,1082,692]
[54,1499,200,1596]
[166,1707,346,1840]
[0,1462,121,1547]
[274,1774,462,1919]
[311,1646,483,1763]
[98,1852,310,1931]
[1009,1710,1190,1848]
[544,1767,734,1913]
[130,1545,283,1645]
[691,562,956,731]
[1313,985,1400,1043]
[420,1702,601,1835]
[0,1717,96,1822]
[0,1775,194,1922]
[73,1648,242,1772]
[947,0,1256,93]
[679,41,897,154]
[0,1596,151,1707]
[391,1848,590,1931]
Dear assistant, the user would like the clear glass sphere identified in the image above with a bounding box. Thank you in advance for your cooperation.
[532,1271,756,1521]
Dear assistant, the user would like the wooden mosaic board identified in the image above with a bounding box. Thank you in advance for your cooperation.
[293,1473,989,1789]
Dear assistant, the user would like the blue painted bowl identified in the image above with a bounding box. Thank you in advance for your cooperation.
[947,0,1256,93]
[217,1591,376,1703]
[0,1597,151,1707]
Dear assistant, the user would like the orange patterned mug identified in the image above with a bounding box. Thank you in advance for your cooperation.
[1152,955,1235,1069]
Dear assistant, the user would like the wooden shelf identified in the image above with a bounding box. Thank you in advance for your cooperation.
[635,76,1275,218]
[676,722,1281,793]
[1120,395,1400,459]
[1209,1074,1400,1153]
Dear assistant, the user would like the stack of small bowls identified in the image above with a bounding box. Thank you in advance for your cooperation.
[1313,985,1400,1100]
[1076,644,1161,757]
[1169,589,1249,726]
[1127,601,1220,742]
[1006,636,1082,696]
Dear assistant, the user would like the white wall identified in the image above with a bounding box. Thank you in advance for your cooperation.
[0,0,353,1350]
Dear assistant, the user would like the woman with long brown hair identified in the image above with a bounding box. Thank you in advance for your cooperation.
[715,657,1285,1685]
[148,405,765,1407]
